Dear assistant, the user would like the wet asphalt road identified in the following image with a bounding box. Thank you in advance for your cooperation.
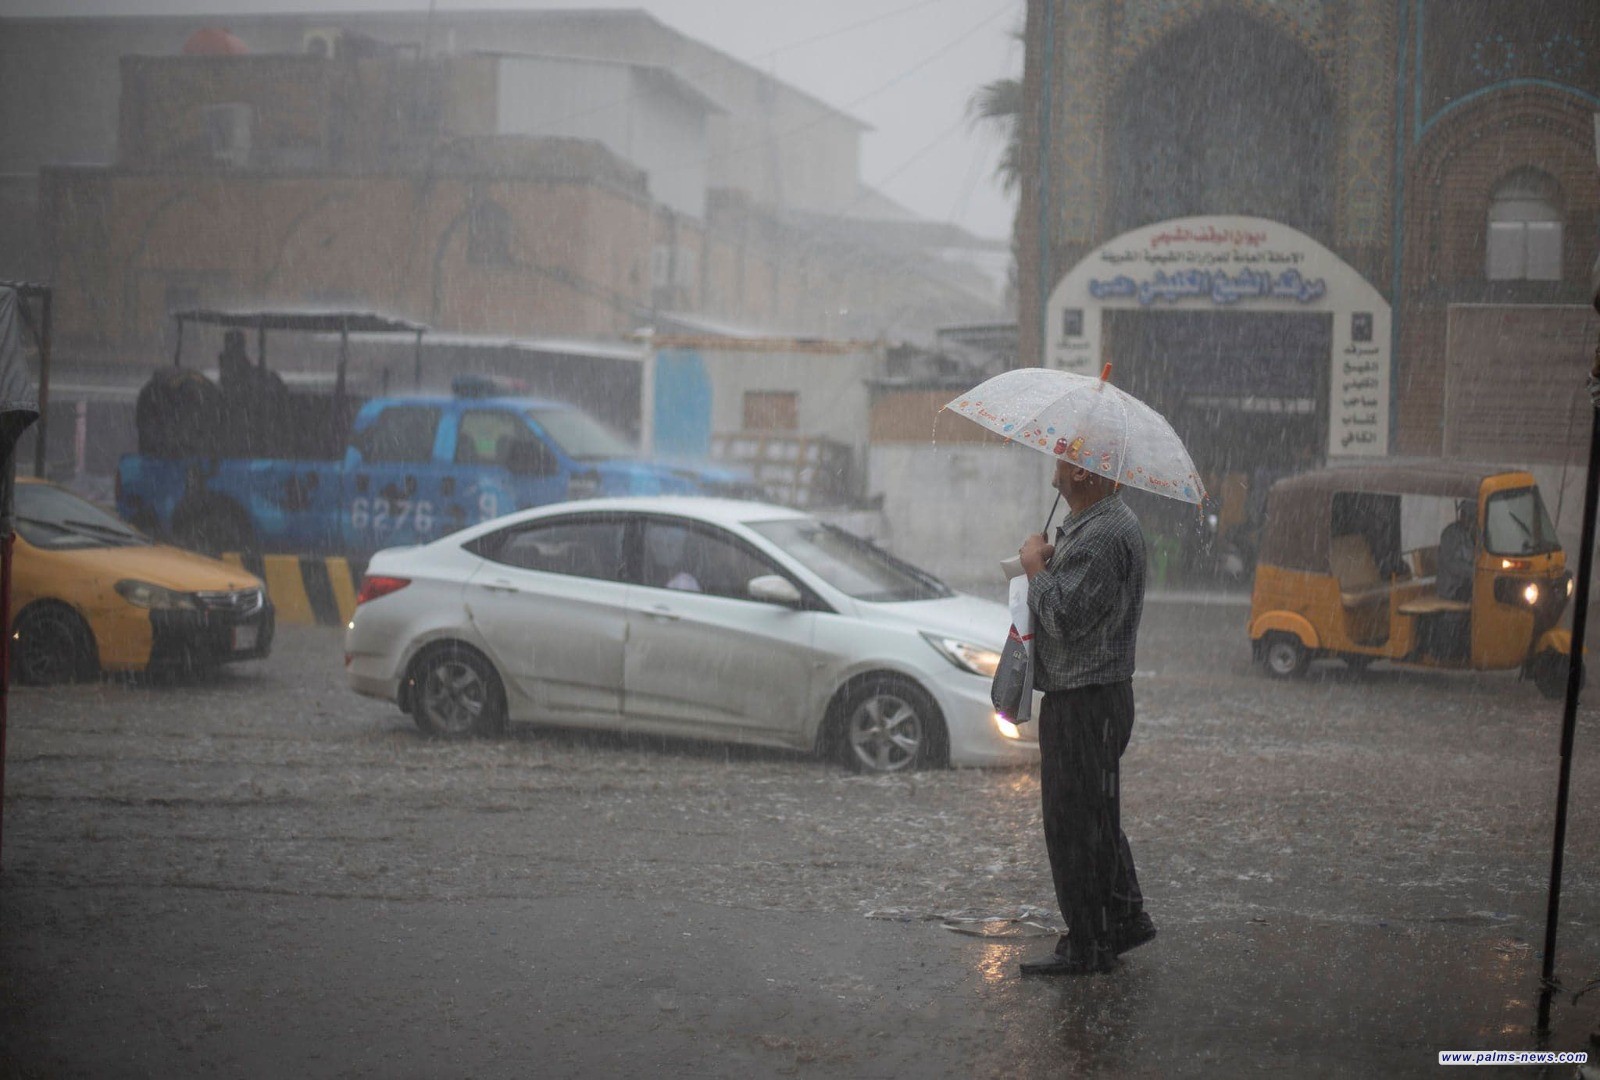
[2,595,1599,1078]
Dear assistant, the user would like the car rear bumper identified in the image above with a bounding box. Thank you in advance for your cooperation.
[346,652,400,702]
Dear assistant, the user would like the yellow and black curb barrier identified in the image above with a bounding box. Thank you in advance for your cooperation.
[220,554,363,627]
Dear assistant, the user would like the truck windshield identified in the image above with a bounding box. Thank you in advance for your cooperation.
[526,408,634,462]
[1484,487,1559,557]
[16,483,148,549]
[748,519,951,603]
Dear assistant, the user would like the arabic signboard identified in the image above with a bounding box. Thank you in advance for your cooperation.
[1046,216,1391,458]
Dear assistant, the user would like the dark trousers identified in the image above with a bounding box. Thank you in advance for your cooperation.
[1038,681,1144,956]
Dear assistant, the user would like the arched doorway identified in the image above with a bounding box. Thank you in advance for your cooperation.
[1045,216,1391,566]
[1104,7,1334,242]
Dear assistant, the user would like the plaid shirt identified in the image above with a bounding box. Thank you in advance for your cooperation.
[1027,494,1146,692]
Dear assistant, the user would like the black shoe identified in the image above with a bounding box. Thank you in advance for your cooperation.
[1111,912,1157,955]
[1019,947,1118,976]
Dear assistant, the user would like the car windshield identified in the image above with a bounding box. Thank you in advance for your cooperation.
[526,408,634,462]
[748,519,951,603]
[15,483,148,549]
[1484,487,1559,556]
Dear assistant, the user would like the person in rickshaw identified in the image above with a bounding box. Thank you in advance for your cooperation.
[1437,501,1477,603]
[1426,500,1477,660]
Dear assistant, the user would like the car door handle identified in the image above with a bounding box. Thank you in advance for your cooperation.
[482,579,519,594]
[645,604,679,621]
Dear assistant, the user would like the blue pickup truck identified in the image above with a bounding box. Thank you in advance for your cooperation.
[118,386,756,556]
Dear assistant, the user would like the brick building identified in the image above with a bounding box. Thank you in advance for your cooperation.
[1014,0,1599,503]
[3,11,1007,483]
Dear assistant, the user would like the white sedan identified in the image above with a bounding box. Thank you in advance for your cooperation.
[345,496,1038,772]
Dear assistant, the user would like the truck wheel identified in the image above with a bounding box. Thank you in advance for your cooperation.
[408,644,508,739]
[12,602,98,685]
[174,502,256,557]
[1261,633,1310,679]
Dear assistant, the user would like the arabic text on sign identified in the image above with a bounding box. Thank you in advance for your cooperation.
[1147,224,1267,249]
[1086,268,1327,307]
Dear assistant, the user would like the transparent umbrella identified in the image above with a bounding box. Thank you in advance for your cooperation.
[944,364,1206,504]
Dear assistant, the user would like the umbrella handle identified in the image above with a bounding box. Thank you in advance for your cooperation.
[1042,492,1062,535]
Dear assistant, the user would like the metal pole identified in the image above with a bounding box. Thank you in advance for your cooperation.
[334,326,349,447]
[1539,122,1600,1040]
[32,291,51,479]
[1536,403,1598,1036]
[257,324,267,370]
[413,329,423,390]
[172,315,184,367]
[0,528,12,867]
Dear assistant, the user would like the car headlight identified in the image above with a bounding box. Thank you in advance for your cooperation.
[115,580,199,611]
[921,633,1002,678]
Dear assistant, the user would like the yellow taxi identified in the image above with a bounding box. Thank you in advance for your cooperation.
[10,478,274,683]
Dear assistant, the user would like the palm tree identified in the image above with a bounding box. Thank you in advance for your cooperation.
[969,72,1023,312]
[968,75,1023,195]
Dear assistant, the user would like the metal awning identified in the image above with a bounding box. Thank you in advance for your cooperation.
[170,309,428,335]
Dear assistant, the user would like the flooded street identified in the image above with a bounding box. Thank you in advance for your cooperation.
[4,597,1598,1077]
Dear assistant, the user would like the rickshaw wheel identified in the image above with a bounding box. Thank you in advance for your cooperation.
[1262,634,1310,679]
[1530,651,1583,700]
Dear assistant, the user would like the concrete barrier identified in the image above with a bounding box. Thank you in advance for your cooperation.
[220,554,362,627]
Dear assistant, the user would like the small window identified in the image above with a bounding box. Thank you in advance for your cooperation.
[356,406,440,463]
[455,410,530,465]
[1486,169,1563,281]
[641,519,778,601]
[743,391,798,432]
[483,518,626,581]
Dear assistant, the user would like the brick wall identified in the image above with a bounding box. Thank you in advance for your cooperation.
[1397,88,1600,455]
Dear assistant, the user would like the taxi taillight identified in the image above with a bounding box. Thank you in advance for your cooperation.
[355,575,411,606]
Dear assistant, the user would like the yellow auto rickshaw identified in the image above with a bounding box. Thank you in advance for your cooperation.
[1248,461,1576,696]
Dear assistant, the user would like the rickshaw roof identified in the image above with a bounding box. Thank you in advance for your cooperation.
[1259,460,1537,573]
[1268,460,1527,504]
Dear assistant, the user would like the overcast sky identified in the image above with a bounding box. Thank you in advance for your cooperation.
[0,0,1025,241]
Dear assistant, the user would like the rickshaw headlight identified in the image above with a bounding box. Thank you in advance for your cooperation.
[1567,577,1575,598]
[1523,583,1540,606]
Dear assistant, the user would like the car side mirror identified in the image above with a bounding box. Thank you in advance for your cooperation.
[748,574,802,606]
[505,439,558,477]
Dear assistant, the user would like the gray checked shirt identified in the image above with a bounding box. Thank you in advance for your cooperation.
[1026,493,1147,692]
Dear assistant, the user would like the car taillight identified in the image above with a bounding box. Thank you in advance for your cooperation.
[355,575,411,606]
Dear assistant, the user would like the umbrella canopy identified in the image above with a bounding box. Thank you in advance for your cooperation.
[945,366,1205,504]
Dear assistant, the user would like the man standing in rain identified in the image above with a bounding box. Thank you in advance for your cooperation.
[1015,457,1155,975]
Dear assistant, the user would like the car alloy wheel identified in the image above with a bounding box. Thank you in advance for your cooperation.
[412,647,505,738]
[845,687,928,774]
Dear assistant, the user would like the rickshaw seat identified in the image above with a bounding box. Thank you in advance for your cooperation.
[1331,534,1391,608]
